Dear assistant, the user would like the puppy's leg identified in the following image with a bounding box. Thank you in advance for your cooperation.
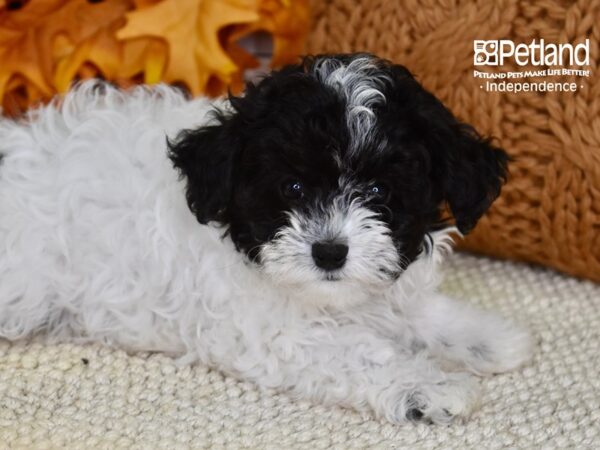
[408,294,533,375]
[219,327,480,425]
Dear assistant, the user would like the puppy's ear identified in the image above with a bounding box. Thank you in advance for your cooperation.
[168,117,239,224]
[438,125,509,234]
[385,63,509,234]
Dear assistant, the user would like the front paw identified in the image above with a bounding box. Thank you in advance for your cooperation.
[389,372,481,425]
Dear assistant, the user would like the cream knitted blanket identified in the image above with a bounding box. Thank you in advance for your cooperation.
[1,253,598,449]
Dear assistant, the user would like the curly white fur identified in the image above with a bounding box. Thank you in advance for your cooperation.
[0,83,533,424]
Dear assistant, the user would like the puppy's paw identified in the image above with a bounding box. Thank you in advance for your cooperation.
[402,372,481,425]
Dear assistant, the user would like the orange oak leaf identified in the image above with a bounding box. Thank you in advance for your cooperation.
[116,38,168,85]
[0,0,135,114]
[1,0,309,115]
[53,21,168,91]
[0,1,63,105]
[50,0,134,92]
[117,0,265,95]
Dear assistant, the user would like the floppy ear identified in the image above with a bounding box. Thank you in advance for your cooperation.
[168,117,239,224]
[438,125,509,234]
[382,62,509,234]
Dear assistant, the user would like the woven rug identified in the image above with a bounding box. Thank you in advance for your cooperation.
[1,253,598,449]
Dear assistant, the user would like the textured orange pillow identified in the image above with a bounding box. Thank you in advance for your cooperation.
[307,0,600,281]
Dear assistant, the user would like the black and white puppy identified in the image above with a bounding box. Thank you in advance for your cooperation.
[0,54,532,424]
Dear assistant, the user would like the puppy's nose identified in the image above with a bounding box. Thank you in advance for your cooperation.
[312,242,349,271]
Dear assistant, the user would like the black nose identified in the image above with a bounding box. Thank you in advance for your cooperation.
[312,242,349,271]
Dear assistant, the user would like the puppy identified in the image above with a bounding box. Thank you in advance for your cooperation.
[0,54,532,424]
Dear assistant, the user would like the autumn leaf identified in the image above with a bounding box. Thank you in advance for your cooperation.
[50,0,134,91]
[117,38,168,85]
[117,0,261,95]
[1,0,309,116]
[0,0,134,114]
[53,26,168,91]
[0,1,62,103]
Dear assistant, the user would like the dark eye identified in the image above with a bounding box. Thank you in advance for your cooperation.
[282,180,305,200]
[367,183,389,202]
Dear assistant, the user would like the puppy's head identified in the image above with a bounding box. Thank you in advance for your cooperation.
[169,54,508,304]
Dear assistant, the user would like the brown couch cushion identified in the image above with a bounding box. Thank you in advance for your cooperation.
[307,0,600,281]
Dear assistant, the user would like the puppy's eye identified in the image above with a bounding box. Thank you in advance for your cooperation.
[367,183,389,202]
[282,180,305,200]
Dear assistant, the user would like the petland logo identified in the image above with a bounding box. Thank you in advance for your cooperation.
[473,38,592,93]
[474,39,590,66]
